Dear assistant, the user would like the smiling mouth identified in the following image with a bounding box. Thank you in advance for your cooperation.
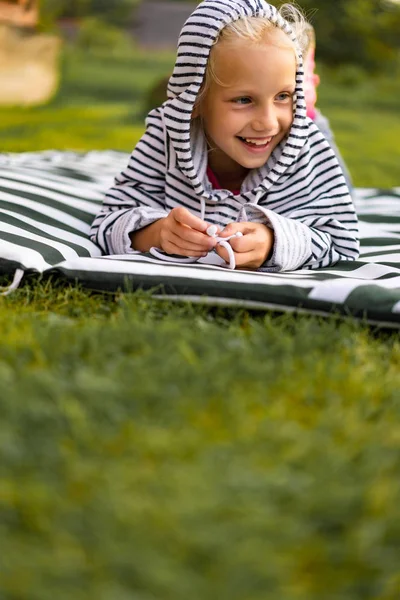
[237,136,274,148]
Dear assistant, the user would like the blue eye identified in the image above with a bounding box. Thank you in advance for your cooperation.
[276,92,292,102]
[233,97,252,105]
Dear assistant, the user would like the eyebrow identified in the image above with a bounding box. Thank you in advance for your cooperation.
[227,86,296,96]
[227,82,296,91]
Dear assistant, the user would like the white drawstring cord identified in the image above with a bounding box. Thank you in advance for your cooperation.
[149,248,198,263]
[206,225,242,270]
[149,221,243,270]
[200,197,206,221]
[0,268,25,296]
[150,196,209,264]
[202,197,243,268]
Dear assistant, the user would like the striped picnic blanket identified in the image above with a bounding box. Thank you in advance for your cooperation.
[0,150,399,327]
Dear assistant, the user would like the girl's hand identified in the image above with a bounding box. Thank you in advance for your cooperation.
[215,222,274,269]
[131,207,218,257]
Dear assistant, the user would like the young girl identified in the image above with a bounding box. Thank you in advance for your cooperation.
[90,0,359,272]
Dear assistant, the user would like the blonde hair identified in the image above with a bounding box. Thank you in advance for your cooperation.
[195,3,309,109]
[303,21,316,58]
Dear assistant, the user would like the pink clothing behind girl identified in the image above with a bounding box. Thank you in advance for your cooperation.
[304,47,320,120]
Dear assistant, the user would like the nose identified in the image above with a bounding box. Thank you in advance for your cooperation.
[252,103,278,133]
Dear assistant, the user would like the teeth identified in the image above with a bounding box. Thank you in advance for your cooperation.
[244,138,271,145]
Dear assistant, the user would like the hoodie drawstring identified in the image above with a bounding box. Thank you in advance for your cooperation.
[0,268,25,296]
[206,225,243,270]
[200,197,206,221]
[149,223,242,270]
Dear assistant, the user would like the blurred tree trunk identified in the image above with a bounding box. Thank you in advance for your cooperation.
[0,0,38,28]
[0,24,60,105]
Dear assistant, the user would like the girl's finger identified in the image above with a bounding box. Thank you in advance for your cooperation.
[214,244,261,269]
[214,243,231,264]
[229,233,254,252]
[172,207,208,232]
[164,240,209,257]
[169,231,213,253]
[175,224,216,249]
[232,251,261,269]
[218,222,245,238]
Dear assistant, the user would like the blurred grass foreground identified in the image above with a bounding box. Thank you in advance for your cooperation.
[1,2,400,600]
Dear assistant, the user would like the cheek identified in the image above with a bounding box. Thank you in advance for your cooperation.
[202,104,223,133]
[202,102,245,139]
[281,106,294,130]
[210,108,236,136]
[223,109,245,131]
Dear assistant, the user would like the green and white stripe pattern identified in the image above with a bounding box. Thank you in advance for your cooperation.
[0,151,399,327]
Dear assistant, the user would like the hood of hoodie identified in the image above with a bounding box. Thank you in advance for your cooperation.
[163,0,308,201]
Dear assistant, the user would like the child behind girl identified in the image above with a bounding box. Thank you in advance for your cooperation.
[303,23,353,191]
[90,0,359,271]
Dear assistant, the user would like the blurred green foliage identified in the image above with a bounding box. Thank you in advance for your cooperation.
[38,0,400,71]
[75,17,135,57]
[143,74,170,115]
[278,0,400,70]
[40,0,140,28]
[0,278,399,599]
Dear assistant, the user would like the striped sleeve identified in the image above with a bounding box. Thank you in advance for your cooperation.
[249,126,359,271]
[89,109,168,254]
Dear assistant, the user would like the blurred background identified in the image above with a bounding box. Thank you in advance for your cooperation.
[1,0,400,186]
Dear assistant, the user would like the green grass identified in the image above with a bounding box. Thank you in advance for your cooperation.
[1,49,400,599]
[1,278,400,599]
[322,107,400,188]
[0,47,175,152]
[0,104,144,152]
[317,69,400,188]
[58,49,175,104]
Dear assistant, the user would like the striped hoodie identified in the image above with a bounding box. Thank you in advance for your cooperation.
[90,0,359,271]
